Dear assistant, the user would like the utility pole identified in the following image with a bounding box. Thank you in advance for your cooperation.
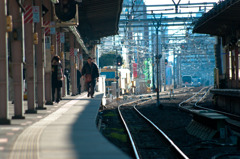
[172,0,181,13]
[114,36,119,100]
[151,28,155,90]
[116,49,119,100]
[152,12,163,108]
[173,47,176,88]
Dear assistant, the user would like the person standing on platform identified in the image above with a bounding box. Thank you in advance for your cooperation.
[51,55,63,103]
[82,57,99,98]
[77,69,82,94]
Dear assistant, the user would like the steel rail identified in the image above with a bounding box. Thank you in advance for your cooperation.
[133,105,189,159]
[178,86,240,130]
[178,86,240,120]
[194,86,213,107]
[178,86,208,109]
[117,98,152,159]
[194,87,240,120]
[118,104,140,159]
[196,103,240,121]
[118,98,189,159]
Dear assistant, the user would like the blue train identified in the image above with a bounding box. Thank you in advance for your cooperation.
[182,75,193,87]
[182,75,201,87]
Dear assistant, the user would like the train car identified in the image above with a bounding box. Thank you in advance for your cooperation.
[182,75,193,87]
[100,67,116,93]
[100,66,131,94]
[192,76,201,87]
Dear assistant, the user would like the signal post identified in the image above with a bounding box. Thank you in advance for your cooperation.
[116,54,123,99]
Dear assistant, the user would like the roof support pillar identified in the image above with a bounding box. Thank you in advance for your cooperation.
[0,0,10,124]
[9,0,25,119]
[70,33,77,96]
[24,0,37,114]
[60,42,66,97]
[44,0,53,105]
[35,0,46,110]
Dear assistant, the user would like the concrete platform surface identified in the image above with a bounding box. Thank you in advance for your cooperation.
[0,92,130,159]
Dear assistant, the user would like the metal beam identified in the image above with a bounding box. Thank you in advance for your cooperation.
[120,12,204,17]
[123,2,217,8]
[69,26,88,54]
[119,23,193,27]
[119,17,199,23]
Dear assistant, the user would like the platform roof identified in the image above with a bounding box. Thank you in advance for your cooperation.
[193,0,240,37]
[77,0,123,45]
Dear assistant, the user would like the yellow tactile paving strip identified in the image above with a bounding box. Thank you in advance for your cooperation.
[8,97,82,159]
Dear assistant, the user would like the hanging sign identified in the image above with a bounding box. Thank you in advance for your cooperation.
[74,48,78,56]
[50,21,56,34]
[32,6,40,23]
[45,36,51,50]
[60,33,65,43]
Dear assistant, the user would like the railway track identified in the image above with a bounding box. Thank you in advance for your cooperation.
[178,86,211,110]
[100,86,240,158]
[118,99,189,159]
[179,86,240,132]
[176,87,240,158]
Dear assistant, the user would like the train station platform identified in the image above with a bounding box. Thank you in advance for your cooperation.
[210,89,240,115]
[0,93,130,159]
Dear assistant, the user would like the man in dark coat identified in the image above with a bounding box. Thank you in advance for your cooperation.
[82,57,99,98]
[51,55,63,103]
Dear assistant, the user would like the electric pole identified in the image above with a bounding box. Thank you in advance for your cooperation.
[152,11,163,108]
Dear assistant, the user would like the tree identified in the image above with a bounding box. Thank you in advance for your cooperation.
[99,52,116,68]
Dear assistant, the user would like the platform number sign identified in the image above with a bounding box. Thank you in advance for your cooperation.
[60,33,65,43]
[50,22,56,35]
[32,6,40,23]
